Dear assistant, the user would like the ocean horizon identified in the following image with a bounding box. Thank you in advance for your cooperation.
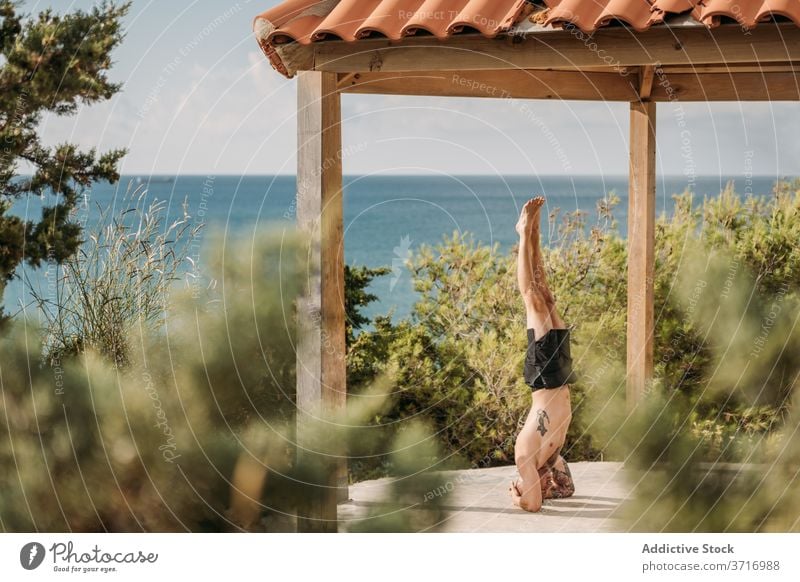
[6,173,791,320]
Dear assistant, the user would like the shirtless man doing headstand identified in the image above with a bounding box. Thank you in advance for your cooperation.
[510,197,576,512]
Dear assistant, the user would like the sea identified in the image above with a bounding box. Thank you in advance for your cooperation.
[5,173,788,321]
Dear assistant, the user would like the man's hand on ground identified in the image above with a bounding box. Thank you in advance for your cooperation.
[509,479,523,508]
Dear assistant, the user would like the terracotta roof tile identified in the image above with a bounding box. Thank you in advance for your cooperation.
[254,0,529,75]
[357,0,421,40]
[692,0,800,28]
[543,0,660,32]
[254,0,800,77]
[651,0,701,11]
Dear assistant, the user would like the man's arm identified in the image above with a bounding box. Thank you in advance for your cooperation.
[510,474,543,513]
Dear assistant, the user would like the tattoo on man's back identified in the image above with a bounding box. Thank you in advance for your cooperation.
[536,409,550,436]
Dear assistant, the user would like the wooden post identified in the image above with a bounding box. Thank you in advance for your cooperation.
[627,101,656,410]
[296,71,347,532]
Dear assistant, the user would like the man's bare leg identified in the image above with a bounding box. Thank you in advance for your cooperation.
[515,197,564,335]
[510,197,574,511]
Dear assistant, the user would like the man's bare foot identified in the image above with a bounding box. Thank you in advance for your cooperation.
[515,199,532,236]
[515,197,544,237]
[528,196,544,237]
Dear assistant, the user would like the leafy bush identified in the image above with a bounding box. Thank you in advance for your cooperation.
[1,231,302,531]
[615,241,800,532]
[1,230,447,532]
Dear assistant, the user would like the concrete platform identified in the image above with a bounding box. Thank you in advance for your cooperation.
[339,462,631,533]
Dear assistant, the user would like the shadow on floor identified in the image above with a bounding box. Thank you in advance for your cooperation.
[343,496,626,519]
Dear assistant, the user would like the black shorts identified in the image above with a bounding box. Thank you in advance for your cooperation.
[523,328,576,391]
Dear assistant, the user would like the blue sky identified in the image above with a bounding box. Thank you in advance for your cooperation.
[28,0,800,176]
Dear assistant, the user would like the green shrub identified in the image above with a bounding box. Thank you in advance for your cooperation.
[616,243,800,532]
[2,230,447,532]
[1,231,302,531]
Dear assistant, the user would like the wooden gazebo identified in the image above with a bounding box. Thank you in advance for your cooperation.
[253,0,800,531]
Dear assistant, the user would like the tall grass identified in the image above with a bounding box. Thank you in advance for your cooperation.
[26,184,201,366]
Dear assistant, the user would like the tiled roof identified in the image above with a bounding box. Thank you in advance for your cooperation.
[254,0,800,77]
[544,0,800,31]
[254,0,529,76]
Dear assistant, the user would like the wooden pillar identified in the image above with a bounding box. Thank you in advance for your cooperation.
[626,101,656,410]
[296,71,347,532]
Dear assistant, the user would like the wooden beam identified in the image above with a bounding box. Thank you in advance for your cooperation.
[541,63,800,74]
[661,63,800,74]
[339,70,800,101]
[340,69,638,100]
[648,71,800,101]
[638,65,655,99]
[310,25,800,74]
[337,72,358,89]
[627,101,656,410]
[296,70,347,532]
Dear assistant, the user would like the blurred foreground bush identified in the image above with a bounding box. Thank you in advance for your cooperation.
[1,229,446,532]
[610,240,800,531]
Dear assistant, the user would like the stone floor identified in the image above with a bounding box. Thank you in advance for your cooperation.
[338,462,631,533]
